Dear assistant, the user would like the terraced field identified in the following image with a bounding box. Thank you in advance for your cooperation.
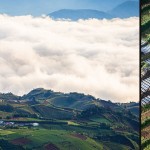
[141,0,150,42]
[0,128,103,150]
[0,88,139,149]
[141,0,150,149]
[0,125,138,150]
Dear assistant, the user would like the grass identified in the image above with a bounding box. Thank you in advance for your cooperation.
[90,117,111,124]
[0,130,15,136]
[0,111,12,118]
[103,142,131,150]
[0,115,139,150]
[68,121,79,126]
[9,118,41,121]
[0,128,103,150]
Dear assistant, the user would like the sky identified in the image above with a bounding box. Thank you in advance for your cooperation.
[0,15,139,102]
[0,0,138,16]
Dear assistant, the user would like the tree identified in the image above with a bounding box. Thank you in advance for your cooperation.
[6,116,11,119]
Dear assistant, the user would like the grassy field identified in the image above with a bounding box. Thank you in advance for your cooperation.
[0,119,139,150]
[0,88,139,149]
[90,117,111,124]
[0,130,15,136]
[0,128,103,150]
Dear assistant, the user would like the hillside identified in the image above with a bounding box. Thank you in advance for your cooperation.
[120,102,139,116]
[141,1,150,150]
[0,88,139,149]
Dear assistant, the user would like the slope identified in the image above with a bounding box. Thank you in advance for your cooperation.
[109,0,139,18]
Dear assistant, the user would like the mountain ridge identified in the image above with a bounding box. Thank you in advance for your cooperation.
[49,9,114,20]
[109,0,139,18]
[0,88,139,116]
[48,1,139,20]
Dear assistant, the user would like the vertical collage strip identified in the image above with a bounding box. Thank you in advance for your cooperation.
[141,0,150,149]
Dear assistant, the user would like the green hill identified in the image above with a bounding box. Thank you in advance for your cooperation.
[0,88,139,150]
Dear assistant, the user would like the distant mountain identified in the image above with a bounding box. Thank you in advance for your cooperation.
[49,1,139,21]
[109,0,139,18]
[49,9,114,20]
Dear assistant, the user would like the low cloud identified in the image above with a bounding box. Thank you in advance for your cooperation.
[0,15,139,102]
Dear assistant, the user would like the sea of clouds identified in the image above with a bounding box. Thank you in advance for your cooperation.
[0,15,139,102]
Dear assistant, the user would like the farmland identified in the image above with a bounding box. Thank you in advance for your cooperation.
[0,88,139,149]
[0,128,103,150]
[141,0,150,149]
[0,124,138,150]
